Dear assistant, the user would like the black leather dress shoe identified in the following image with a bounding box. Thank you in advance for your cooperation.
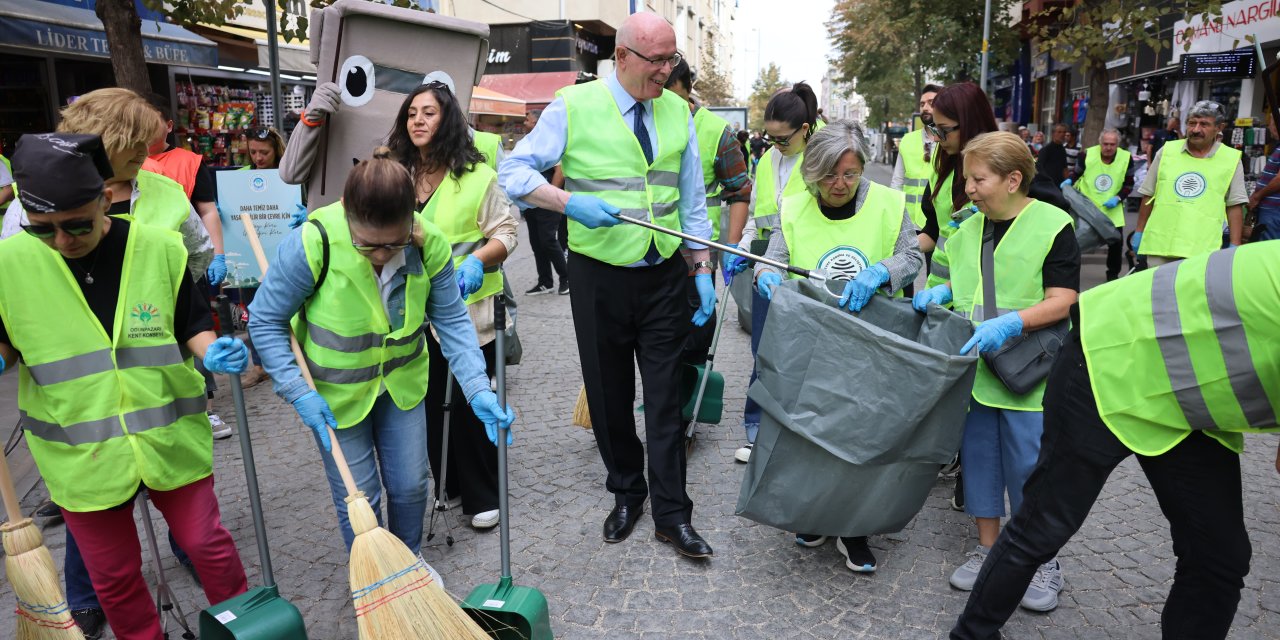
[654,523,713,558]
[603,504,643,542]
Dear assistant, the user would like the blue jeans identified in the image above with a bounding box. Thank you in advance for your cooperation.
[312,392,431,553]
[1257,207,1280,242]
[960,401,1044,518]
[741,284,771,443]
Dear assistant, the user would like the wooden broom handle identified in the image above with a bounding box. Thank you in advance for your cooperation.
[0,450,23,523]
[241,212,359,497]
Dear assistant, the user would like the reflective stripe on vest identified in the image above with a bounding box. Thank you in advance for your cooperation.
[20,395,206,446]
[1143,140,1240,259]
[1080,242,1280,456]
[25,344,185,385]
[752,148,807,234]
[693,107,731,242]
[781,182,902,288]
[558,80,688,265]
[898,129,935,228]
[1076,145,1130,228]
[419,164,504,304]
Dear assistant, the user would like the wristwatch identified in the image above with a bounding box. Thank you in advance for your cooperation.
[691,260,714,274]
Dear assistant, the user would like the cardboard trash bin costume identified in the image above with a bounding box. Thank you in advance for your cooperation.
[737,281,978,537]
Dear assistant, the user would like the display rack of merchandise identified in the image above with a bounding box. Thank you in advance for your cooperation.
[173,80,260,167]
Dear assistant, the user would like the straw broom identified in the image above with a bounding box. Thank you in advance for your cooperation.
[572,385,592,429]
[240,213,487,638]
[0,449,83,638]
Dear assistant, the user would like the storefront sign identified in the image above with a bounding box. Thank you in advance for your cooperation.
[1106,56,1131,70]
[0,16,217,67]
[488,49,512,64]
[1180,49,1257,78]
[216,169,303,288]
[1172,0,1280,62]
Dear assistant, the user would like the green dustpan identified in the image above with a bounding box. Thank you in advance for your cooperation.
[200,297,308,639]
[463,291,554,639]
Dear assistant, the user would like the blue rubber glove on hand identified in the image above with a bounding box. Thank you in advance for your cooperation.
[721,245,743,282]
[470,390,515,446]
[757,271,782,300]
[565,194,622,229]
[1130,231,1143,253]
[206,254,227,287]
[960,311,1024,355]
[838,264,889,312]
[0,353,6,378]
[456,255,485,298]
[912,284,953,312]
[1060,178,1073,189]
[292,390,335,452]
[289,203,308,229]
[203,336,249,374]
[1103,196,1121,209]
[692,273,715,326]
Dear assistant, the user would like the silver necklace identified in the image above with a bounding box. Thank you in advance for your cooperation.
[70,250,101,284]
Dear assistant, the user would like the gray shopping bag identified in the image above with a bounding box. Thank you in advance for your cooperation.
[736,280,978,537]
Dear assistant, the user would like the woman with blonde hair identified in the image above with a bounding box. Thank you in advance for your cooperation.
[913,131,1079,612]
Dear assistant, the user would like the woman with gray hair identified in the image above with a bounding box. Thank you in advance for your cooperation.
[753,119,923,573]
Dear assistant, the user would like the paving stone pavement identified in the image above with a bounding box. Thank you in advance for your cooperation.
[1,161,1277,639]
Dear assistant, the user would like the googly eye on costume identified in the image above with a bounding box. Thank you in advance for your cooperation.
[339,55,376,107]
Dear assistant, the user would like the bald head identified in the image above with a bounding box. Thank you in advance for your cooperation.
[614,12,679,102]
[617,11,673,50]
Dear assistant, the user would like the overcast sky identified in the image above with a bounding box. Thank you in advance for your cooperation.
[731,0,837,104]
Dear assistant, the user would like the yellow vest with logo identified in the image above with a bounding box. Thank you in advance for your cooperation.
[1081,243,1279,455]
[0,223,210,512]
[1143,140,1240,259]
[474,131,501,172]
[291,204,452,427]
[132,169,193,232]
[948,200,1074,410]
[1076,146,1130,227]
[419,164,503,305]
[781,182,903,291]
[558,81,688,265]
[899,128,935,229]
[693,107,731,242]
[753,148,808,236]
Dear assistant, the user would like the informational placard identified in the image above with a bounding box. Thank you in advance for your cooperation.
[1179,49,1257,79]
[215,169,303,288]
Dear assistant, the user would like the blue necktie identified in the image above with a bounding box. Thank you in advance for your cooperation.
[633,102,654,165]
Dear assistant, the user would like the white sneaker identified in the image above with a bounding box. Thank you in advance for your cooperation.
[471,509,500,529]
[734,443,753,463]
[949,544,990,591]
[208,412,232,440]
[1020,559,1063,612]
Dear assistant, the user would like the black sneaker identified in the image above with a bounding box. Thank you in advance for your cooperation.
[837,536,877,572]
[950,471,965,511]
[525,283,554,296]
[72,607,106,640]
[33,499,63,525]
[557,282,570,295]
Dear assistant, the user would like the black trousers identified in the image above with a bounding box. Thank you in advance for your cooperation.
[1106,225,1124,281]
[525,209,568,288]
[568,251,692,527]
[425,333,499,515]
[951,332,1252,640]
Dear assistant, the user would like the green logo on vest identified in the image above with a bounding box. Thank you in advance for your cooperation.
[131,303,159,324]
[129,303,165,339]
[817,246,870,281]
[1093,174,1113,192]
[1174,172,1207,199]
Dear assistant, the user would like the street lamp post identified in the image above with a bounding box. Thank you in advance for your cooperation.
[979,0,991,93]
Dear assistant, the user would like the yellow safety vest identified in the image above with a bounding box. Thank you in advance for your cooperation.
[1076,146,1131,228]
[753,148,807,236]
[899,128,935,228]
[0,223,210,512]
[781,182,902,290]
[1143,140,1240,259]
[558,80,688,265]
[693,107,731,242]
[419,164,504,305]
[132,170,193,232]
[1080,243,1279,455]
[291,204,452,427]
[473,131,502,172]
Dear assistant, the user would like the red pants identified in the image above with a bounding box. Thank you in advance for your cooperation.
[61,476,248,640]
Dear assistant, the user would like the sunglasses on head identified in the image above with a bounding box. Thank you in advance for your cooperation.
[21,218,96,239]
[250,129,274,141]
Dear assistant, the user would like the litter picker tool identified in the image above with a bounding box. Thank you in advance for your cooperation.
[136,492,195,640]
[198,296,308,638]
[0,449,83,638]
[425,371,462,548]
[462,295,553,639]
[238,212,489,639]
[682,277,733,454]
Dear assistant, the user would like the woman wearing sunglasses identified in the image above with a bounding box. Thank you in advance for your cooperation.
[724,81,820,465]
[248,148,514,552]
[918,83,999,261]
[755,121,923,572]
[384,81,518,531]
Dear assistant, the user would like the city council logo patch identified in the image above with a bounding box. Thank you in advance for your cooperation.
[1174,172,1207,199]
[1093,174,1113,192]
[128,303,165,339]
[131,303,159,324]
[250,176,267,193]
[816,246,869,281]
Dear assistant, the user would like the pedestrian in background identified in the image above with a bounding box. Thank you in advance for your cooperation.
[520,108,570,296]
[1062,128,1133,280]
[236,127,289,390]
[1246,117,1280,242]
[1029,130,1044,156]
[891,84,941,231]
[1035,123,1070,183]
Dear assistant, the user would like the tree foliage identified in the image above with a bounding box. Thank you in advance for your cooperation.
[696,50,739,107]
[748,62,788,130]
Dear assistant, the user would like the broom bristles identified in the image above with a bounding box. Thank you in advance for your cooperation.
[3,519,84,639]
[572,386,592,429]
[345,493,488,639]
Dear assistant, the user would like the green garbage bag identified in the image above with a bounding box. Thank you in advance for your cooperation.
[736,279,978,537]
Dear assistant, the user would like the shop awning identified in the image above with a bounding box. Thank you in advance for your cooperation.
[479,71,580,106]
[470,86,525,117]
[203,24,314,74]
[1111,64,1179,85]
[0,0,217,68]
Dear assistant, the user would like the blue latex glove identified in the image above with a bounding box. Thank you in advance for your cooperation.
[721,244,743,282]
[0,353,6,377]
[960,311,1024,355]
[469,390,515,446]
[203,336,249,375]
[1130,231,1143,253]
[1103,196,1121,209]
[206,254,227,287]
[912,284,953,312]
[757,271,782,300]
[565,194,622,229]
[289,203,309,229]
[1060,178,1073,189]
[456,255,485,298]
[838,263,889,312]
[692,273,715,326]
[292,390,335,452]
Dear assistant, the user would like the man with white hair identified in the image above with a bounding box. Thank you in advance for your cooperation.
[1133,100,1245,265]
[1062,128,1133,280]
[500,11,717,559]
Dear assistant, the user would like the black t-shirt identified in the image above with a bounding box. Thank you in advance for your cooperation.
[0,219,213,346]
[191,163,216,204]
[818,199,858,221]
[1036,142,1068,182]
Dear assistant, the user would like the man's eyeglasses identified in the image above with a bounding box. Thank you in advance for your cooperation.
[764,128,801,147]
[819,171,862,186]
[926,122,960,139]
[625,46,682,69]
[21,218,96,239]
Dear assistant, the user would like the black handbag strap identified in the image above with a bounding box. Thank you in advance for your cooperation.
[308,218,330,291]
[980,220,997,322]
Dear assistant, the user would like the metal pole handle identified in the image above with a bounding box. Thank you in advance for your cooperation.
[610,214,825,282]
[494,293,511,580]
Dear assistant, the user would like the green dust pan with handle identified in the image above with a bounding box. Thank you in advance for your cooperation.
[463,293,554,639]
[199,296,308,639]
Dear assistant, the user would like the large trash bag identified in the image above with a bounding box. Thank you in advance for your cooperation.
[729,271,754,333]
[736,279,978,538]
[1061,186,1122,254]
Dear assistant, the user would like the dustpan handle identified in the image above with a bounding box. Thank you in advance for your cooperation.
[495,290,511,580]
